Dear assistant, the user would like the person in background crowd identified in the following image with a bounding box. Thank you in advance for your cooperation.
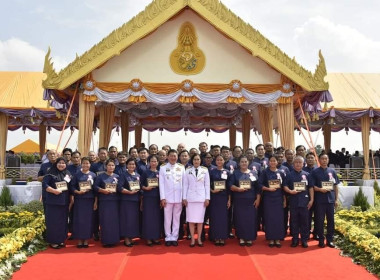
[303,152,317,173]
[222,146,237,174]
[310,153,339,248]
[115,151,128,176]
[199,142,208,161]
[232,146,243,163]
[162,145,171,153]
[189,148,199,158]
[277,146,285,154]
[159,149,185,247]
[284,156,314,248]
[38,149,57,212]
[88,151,97,164]
[211,145,221,165]
[296,145,307,159]
[157,149,168,165]
[177,143,186,154]
[67,151,81,175]
[229,156,261,247]
[43,157,71,249]
[179,150,192,169]
[118,158,141,247]
[137,147,149,175]
[259,155,287,248]
[141,155,162,246]
[62,148,72,164]
[183,154,210,247]
[264,142,274,159]
[90,147,108,175]
[149,144,159,155]
[283,149,295,172]
[70,157,97,248]
[209,155,231,246]
[108,146,118,165]
[93,159,120,247]
[202,152,216,172]
[129,147,139,160]
[253,144,268,169]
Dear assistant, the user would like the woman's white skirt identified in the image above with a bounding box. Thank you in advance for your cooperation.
[186,202,206,223]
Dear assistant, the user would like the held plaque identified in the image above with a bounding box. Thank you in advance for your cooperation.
[268,179,281,189]
[321,181,334,191]
[55,181,68,192]
[213,181,226,190]
[239,180,251,189]
[105,183,117,193]
[129,181,140,191]
[294,182,306,192]
[79,181,91,192]
[147,178,158,188]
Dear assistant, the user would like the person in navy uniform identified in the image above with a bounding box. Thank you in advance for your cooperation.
[229,156,261,247]
[141,155,162,246]
[90,147,108,241]
[93,159,120,247]
[259,155,287,248]
[159,149,185,246]
[137,147,149,175]
[202,152,216,172]
[70,157,97,248]
[117,158,141,247]
[38,149,57,212]
[115,151,128,176]
[282,149,295,172]
[284,156,314,248]
[209,155,231,246]
[42,157,71,249]
[303,152,317,239]
[310,153,339,248]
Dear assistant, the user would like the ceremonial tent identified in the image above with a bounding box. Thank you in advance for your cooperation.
[9,139,57,154]
[42,0,330,157]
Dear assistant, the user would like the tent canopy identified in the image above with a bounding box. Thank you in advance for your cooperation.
[9,139,56,154]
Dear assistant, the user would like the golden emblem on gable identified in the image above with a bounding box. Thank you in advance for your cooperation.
[170,22,205,75]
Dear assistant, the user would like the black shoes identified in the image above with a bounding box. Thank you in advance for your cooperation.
[165,241,172,247]
[318,241,325,248]
[290,241,298,247]
[229,233,235,239]
[301,242,308,248]
[172,241,178,246]
[326,242,335,248]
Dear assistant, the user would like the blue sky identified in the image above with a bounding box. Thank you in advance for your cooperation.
[1,0,380,152]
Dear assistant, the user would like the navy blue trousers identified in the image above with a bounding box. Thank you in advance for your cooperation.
[315,203,334,242]
[290,207,309,242]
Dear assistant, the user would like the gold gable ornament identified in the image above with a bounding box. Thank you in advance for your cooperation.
[170,22,205,75]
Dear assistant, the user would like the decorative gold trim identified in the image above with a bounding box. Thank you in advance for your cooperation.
[170,22,205,75]
[43,0,328,92]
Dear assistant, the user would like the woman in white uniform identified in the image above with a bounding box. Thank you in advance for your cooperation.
[183,154,210,247]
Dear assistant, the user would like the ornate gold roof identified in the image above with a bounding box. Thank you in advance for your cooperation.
[43,0,328,91]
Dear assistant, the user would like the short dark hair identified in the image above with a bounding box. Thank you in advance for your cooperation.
[98,147,108,153]
[255,144,264,151]
[138,147,149,153]
[167,149,178,156]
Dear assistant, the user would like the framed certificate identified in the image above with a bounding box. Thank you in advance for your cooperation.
[55,181,68,191]
[321,181,334,191]
[79,181,92,191]
[147,178,158,188]
[214,181,226,190]
[239,180,251,189]
[294,182,306,192]
[129,181,140,191]
[105,183,117,193]
[268,179,281,189]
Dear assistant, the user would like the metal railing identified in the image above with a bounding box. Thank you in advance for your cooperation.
[5,167,40,180]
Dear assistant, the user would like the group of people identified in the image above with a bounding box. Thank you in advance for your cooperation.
[37,141,339,250]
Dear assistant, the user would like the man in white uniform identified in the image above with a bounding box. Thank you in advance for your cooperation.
[159,149,185,246]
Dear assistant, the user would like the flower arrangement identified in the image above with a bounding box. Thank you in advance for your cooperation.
[0,214,46,279]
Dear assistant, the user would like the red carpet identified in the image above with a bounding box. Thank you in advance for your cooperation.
[13,232,377,280]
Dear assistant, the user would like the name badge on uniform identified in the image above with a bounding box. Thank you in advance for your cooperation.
[55,181,68,192]
[64,174,71,183]
[147,178,158,188]
[79,181,91,191]
[268,179,281,189]
[294,182,306,192]
[321,181,333,191]
[249,173,256,182]
[129,181,140,191]
[105,183,117,193]
[214,181,226,190]
[239,180,251,189]
[221,172,228,180]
